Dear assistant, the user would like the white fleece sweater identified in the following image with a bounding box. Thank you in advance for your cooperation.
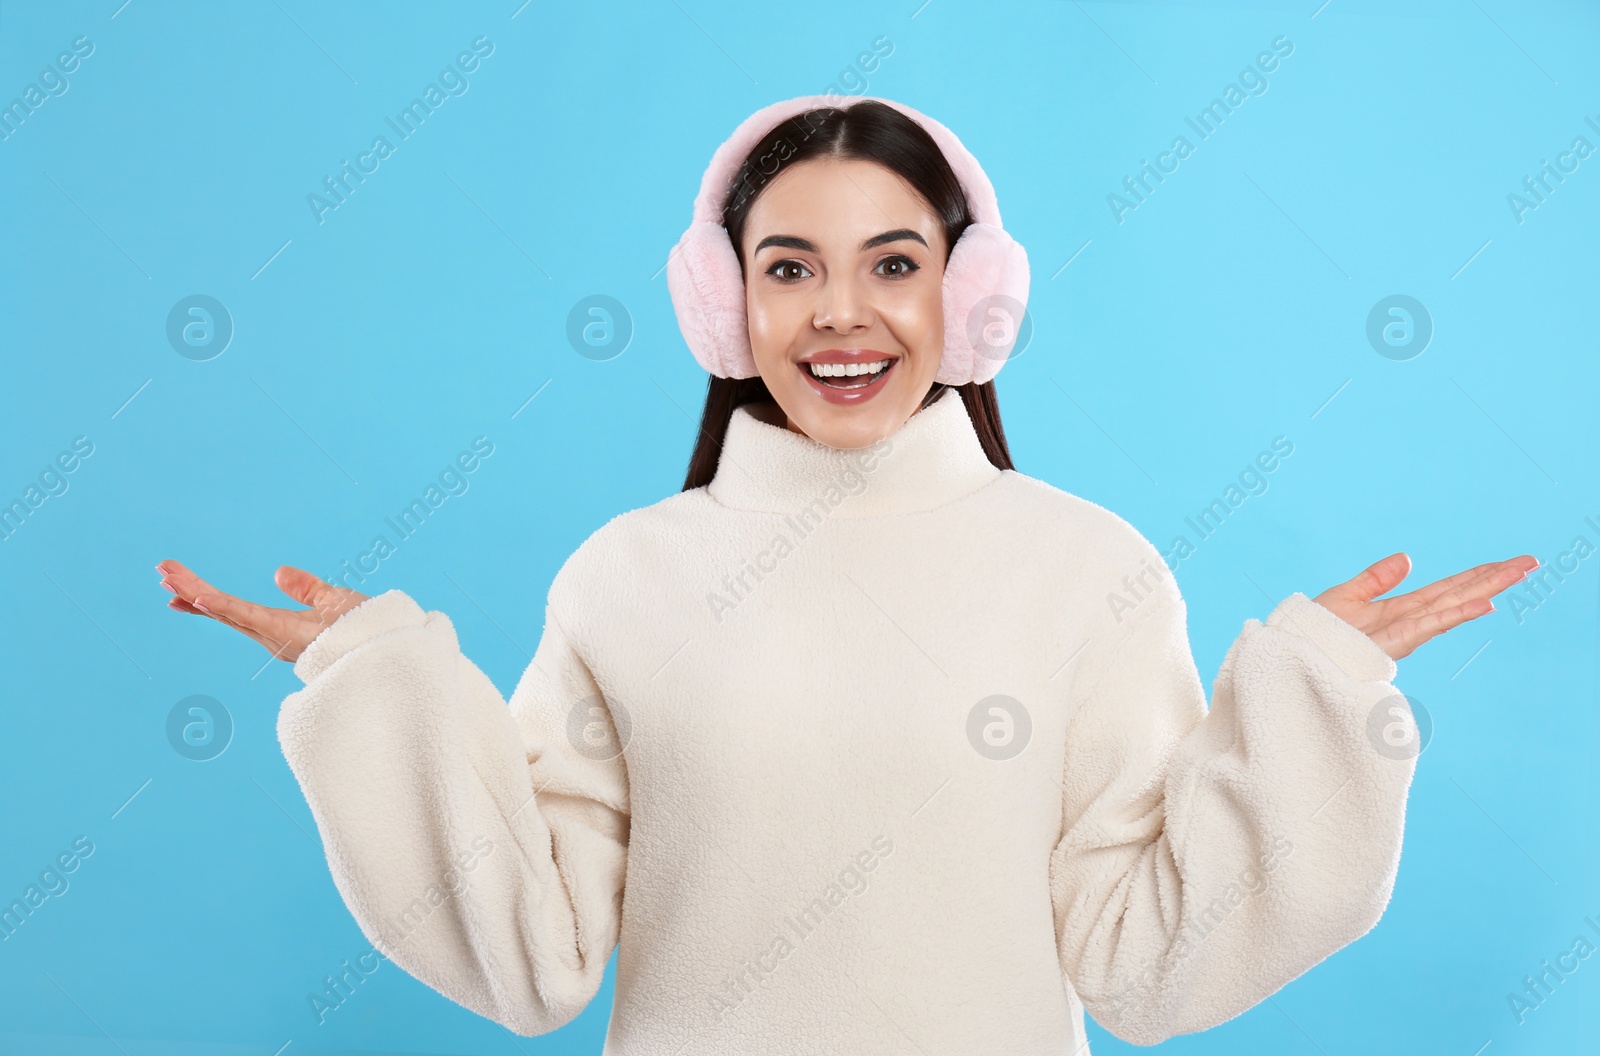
[276,386,1417,1054]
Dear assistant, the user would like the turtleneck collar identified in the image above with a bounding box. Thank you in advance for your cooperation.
[706,387,1003,518]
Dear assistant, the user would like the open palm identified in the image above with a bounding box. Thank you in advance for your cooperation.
[1313,551,1539,661]
[155,559,369,663]
[157,550,1538,667]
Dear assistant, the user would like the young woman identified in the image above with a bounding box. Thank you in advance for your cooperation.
[155,96,1536,1053]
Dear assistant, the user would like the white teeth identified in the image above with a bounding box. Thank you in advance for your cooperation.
[807,360,891,378]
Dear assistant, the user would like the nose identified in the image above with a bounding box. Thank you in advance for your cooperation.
[812,272,873,334]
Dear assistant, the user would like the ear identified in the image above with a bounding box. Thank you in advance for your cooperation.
[668,221,760,379]
[936,223,1031,386]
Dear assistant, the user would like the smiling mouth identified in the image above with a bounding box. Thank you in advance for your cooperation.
[801,358,897,389]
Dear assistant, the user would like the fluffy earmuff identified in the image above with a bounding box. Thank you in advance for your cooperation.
[666,95,1030,387]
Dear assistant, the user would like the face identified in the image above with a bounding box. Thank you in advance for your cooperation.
[740,156,947,450]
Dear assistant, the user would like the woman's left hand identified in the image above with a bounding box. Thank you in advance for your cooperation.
[1312,552,1540,661]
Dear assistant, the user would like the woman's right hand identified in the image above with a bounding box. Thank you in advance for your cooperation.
[155,559,370,664]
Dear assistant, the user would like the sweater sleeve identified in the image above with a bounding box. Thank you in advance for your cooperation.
[275,587,630,1035]
[1048,557,1416,1045]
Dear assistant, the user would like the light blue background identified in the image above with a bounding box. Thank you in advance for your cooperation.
[2,1,1595,1053]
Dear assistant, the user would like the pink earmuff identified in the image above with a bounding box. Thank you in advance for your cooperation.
[666,94,1030,387]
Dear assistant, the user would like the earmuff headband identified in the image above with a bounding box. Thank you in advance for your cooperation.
[667,94,1030,386]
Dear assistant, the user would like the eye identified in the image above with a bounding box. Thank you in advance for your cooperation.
[875,254,921,279]
[765,259,812,283]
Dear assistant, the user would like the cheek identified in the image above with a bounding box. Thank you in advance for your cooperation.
[746,288,801,360]
[744,292,775,352]
[885,281,944,353]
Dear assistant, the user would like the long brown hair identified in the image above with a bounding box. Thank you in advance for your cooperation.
[681,100,1014,492]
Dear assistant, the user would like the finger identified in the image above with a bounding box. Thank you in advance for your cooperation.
[168,593,287,654]
[288,568,369,629]
[1433,558,1537,610]
[1382,559,1501,611]
[203,602,299,659]
[1378,594,1497,658]
[274,565,348,625]
[159,564,228,619]
[274,565,326,608]
[168,588,255,633]
[157,560,233,610]
[1327,552,1412,605]
[184,588,278,636]
[1394,556,1538,619]
[158,561,280,637]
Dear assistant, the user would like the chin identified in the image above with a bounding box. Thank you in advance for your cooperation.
[785,385,920,450]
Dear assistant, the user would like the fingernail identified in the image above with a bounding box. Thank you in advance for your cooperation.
[193,597,212,613]
[154,563,166,575]
[160,580,178,595]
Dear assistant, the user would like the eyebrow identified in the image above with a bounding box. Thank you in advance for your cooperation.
[752,228,928,255]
